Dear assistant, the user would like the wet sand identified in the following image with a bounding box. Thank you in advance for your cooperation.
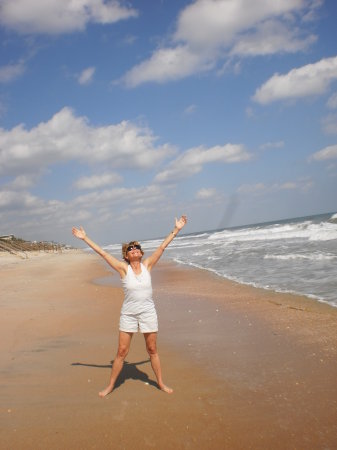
[1,251,337,449]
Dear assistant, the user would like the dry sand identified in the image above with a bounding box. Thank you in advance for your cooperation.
[1,251,336,449]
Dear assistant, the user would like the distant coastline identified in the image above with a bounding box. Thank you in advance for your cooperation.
[0,234,70,258]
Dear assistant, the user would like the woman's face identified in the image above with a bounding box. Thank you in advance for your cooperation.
[126,244,142,261]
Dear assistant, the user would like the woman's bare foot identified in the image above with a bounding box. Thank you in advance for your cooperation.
[98,385,114,397]
[159,384,173,394]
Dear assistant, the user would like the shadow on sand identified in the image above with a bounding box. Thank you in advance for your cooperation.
[71,359,158,390]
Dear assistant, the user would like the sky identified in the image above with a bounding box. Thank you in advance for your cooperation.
[0,0,337,246]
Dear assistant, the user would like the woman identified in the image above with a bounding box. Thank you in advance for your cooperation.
[72,215,187,397]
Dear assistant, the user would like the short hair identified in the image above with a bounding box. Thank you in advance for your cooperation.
[122,241,144,262]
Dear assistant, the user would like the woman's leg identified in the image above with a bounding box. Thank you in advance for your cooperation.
[99,331,133,397]
[144,332,173,394]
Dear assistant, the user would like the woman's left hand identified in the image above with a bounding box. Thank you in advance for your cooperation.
[72,226,86,240]
[175,215,187,230]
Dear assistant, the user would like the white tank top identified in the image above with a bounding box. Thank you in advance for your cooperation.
[121,263,155,314]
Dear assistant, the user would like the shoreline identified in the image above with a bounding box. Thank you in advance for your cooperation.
[169,257,337,309]
[1,251,337,449]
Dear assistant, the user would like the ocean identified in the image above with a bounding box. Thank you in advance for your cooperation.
[104,212,337,308]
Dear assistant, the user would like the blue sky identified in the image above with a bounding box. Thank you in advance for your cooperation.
[0,0,337,245]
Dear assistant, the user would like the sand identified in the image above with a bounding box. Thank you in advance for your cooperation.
[1,251,337,449]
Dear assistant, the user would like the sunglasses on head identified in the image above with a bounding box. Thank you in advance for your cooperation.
[127,244,141,252]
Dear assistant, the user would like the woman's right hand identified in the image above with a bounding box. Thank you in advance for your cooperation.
[72,226,86,240]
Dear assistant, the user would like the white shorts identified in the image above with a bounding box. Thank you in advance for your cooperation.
[119,309,158,333]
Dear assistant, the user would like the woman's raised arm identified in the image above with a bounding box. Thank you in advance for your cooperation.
[72,226,127,277]
[144,215,187,271]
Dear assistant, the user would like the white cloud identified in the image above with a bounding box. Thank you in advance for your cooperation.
[0,190,26,209]
[0,0,138,35]
[260,140,285,150]
[326,163,337,171]
[321,114,337,135]
[309,144,337,161]
[123,45,212,87]
[116,206,158,222]
[245,106,255,118]
[216,59,242,77]
[7,174,40,190]
[326,92,337,109]
[0,107,175,176]
[253,56,337,104]
[237,179,312,194]
[155,143,251,183]
[71,185,166,220]
[196,188,217,199]
[302,0,324,22]
[237,182,266,195]
[122,35,137,46]
[0,183,167,242]
[0,188,89,235]
[286,179,313,192]
[0,61,25,83]
[74,172,122,190]
[279,182,297,190]
[174,0,305,49]
[184,104,197,115]
[78,67,95,85]
[230,19,316,57]
[122,0,318,87]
